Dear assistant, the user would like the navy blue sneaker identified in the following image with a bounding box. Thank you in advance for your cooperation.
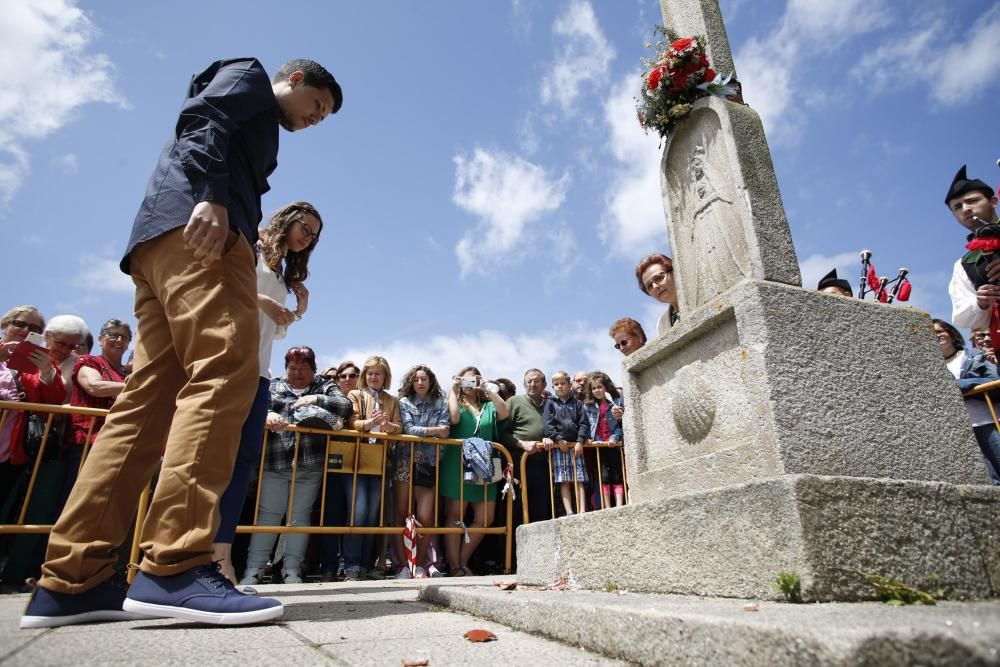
[20,576,142,629]
[123,564,283,625]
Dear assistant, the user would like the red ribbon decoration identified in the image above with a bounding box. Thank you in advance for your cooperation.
[897,279,911,302]
[866,264,880,291]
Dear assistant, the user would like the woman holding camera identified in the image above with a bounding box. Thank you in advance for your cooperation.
[442,366,508,576]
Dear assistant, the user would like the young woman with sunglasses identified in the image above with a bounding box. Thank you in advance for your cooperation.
[212,202,324,585]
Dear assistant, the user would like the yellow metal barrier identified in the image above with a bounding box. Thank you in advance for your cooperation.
[241,425,515,573]
[0,401,516,575]
[518,441,629,525]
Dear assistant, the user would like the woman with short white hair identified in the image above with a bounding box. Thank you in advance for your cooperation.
[44,315,88,403]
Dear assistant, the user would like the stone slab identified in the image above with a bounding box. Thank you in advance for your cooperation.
[0,578,624,666]
[621,280,989,502]
[421,583,1000,667]
[515,474,1000,601]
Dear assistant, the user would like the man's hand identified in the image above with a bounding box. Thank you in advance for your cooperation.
[986,257,1000,283]
[541,437,554,450]
[265,411,287,432]
[184,201,230,267]
[558,439,570,453]
[976,284,1000,310]
[573,442,584,458]
[291,395,318,409]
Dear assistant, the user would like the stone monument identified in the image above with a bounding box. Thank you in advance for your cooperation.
[514,0,1000,602]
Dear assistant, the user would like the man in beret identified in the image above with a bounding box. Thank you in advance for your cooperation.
[948,165,1000,329]
[817,269,853,298]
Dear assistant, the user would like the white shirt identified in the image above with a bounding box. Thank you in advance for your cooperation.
[656,304,676,336]
[257,256,288,380]
[950,259,990,330]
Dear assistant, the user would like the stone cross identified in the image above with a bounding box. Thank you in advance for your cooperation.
[657,0,800,314]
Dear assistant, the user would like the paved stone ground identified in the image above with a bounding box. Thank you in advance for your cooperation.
[0,577,626,666]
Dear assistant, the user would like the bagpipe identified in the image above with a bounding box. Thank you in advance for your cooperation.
[858,250,911,303]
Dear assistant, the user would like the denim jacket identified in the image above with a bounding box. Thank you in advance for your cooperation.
[583,398,623,443]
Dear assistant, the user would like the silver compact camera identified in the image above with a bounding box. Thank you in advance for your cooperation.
[460,376,479,388]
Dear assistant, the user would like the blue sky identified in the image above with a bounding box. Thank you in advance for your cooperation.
[1,0,998,388]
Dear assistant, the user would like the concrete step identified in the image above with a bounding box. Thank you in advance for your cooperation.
[1,577,626,666]
[421,582,1000,666]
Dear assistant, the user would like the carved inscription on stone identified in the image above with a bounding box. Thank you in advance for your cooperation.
[665,107,753,312]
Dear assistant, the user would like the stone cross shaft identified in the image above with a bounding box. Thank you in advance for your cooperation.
[657,0,800,315]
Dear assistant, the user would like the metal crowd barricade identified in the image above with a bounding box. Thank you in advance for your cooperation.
[962,379,1000,427]
[0,401,516,576]
[518,441,629,524]
[231,425,515,573]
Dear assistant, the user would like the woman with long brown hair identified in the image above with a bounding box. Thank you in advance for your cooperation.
[442,366,508,576]
[213,201,324,584]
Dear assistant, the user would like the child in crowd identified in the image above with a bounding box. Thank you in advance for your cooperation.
[584,371,625,508]
[542,371,591,516]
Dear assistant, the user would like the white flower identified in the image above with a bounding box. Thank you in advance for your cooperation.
[697,71,739,98]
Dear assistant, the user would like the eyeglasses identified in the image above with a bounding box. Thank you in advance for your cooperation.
[339,372,359,380]
[9,319,42,334]
[298,220,319,243]
[103,333,131,342]
[643,271,672,293]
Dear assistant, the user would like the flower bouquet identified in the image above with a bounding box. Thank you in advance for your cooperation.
[636,25,740,139]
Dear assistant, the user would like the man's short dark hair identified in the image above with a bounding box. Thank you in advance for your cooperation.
[274,59,343,114]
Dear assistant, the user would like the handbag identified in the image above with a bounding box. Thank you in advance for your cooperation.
[11,372,63,461]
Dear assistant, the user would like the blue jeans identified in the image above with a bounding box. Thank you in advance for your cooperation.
[341,474,381,571]
[244,467,324,572]
[216,377,270,543]
[317,473,350,573]
[972,424,1000,485]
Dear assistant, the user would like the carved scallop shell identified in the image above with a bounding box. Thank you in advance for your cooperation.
[671,361,716,443]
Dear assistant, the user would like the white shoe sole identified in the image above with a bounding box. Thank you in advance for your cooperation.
[122,598,283,625]
[19,610,144,629]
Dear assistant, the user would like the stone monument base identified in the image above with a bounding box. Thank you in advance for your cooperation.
[515,475,1000,601]
[421,582,1000,666]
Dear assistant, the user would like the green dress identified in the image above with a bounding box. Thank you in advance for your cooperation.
[441,402,499,502]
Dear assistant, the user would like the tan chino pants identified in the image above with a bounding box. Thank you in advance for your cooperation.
[39,227,259,592]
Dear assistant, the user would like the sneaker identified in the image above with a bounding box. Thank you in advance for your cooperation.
[20,576,143,629]
[281,570,302,584]
[395,567,413,579]
[343,568,363,582]
[426,565,444,578]
[123,564,283,626]
[413,566,428,579]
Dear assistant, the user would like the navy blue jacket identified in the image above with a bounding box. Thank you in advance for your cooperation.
[122,58,279,274]
[542,395,591,443]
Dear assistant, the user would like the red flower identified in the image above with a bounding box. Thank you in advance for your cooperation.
[671,37,693,52]
[699,53,709,68]
[647,66,665,90]
[704,68,716,82]
[966,238,1000,252]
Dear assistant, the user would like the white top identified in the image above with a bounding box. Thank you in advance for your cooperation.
[257,255,288,380]
[945,349,967,379]
[656,304,676,336]
[950,258,990,330]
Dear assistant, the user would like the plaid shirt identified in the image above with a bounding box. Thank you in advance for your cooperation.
[399,394,450,465]
[265,376,353,471]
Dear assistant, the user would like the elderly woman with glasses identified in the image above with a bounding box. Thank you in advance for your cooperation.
[42,316,88,404]
[635,252,679,335]
[240,346,352,585]
[64,319,132,493]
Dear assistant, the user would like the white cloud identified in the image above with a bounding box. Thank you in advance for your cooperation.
[0,0,124,205]
[600,74,668,259]
[75,256,134,294]
[733,0,890,140]
[453,147,570,276]
[320,323,627,394]
[540,0,615,111]
[851,5,1000,106]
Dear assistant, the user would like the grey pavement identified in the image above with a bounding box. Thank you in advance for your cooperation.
[0,577,627,666]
